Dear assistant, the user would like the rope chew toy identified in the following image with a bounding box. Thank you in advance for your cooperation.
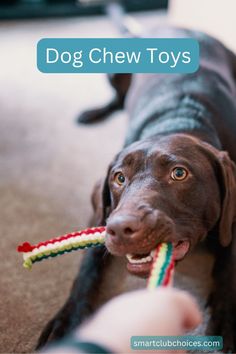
[147,243,174,289]
[17,227,175,287]
[17,227,106,270]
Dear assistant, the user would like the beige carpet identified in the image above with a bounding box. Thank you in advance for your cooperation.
[0,11,166,354]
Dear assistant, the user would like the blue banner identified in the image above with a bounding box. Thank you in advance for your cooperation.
[131,336,223,351]
[37,38,199,74]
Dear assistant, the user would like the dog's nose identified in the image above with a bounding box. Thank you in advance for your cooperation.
[106,215,139,241]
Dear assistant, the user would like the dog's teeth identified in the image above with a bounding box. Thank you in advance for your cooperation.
[127,247,172,264]
[150,249,156,257]
[126,254,133,262]
[126,253,152,264]
[146,255,152,262]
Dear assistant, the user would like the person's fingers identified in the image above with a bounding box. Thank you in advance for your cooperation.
[123,288,202,335]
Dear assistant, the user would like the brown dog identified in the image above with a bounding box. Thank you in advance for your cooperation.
[37,27,236,352]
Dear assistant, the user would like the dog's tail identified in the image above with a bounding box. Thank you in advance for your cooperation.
[105,2,143,38]
[77,3,139,125]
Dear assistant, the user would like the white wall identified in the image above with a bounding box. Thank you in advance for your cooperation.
[169,0,236,52]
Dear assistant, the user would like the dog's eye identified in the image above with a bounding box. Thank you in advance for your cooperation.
[114,172,126,186]
[171,167,188,181]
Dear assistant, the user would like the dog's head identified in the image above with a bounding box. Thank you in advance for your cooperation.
[92,134,236,277]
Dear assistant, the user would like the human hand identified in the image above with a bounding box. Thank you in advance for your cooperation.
[78,287,202,353]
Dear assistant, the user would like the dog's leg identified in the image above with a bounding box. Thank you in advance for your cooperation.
[207,229,236,352]
[36,246,111,350]
[77,73,132,124]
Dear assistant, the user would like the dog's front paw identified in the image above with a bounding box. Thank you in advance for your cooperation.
[36,311,71,350]
[207,294,236,353]
[36,301,91,350]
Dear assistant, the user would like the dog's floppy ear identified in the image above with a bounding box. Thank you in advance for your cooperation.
[217,151,236,246]
[90,167,112,226]
[198,140,236,247]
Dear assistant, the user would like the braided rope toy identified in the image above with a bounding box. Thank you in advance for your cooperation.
[147,242,174,289]
[17,226,175,287]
